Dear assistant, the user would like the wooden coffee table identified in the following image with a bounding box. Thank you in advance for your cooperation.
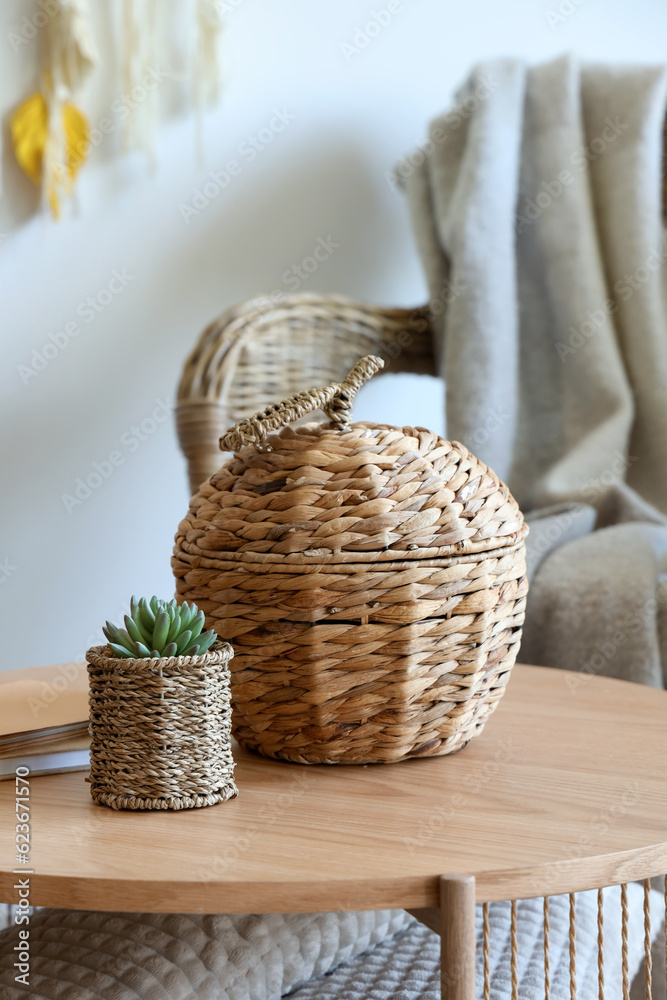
[2,663,667,1000]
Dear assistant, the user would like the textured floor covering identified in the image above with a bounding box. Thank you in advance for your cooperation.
[291,887,664,1000]
[0,886,662,998]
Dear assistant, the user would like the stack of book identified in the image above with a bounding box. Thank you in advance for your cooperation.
[0,668,90,779]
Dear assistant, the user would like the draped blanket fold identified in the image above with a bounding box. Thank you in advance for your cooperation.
[401,55,667,686]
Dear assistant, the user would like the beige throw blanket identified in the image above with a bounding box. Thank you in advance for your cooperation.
[401,55,667,687]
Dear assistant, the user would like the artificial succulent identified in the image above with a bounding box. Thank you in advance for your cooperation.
[103,596,216,659]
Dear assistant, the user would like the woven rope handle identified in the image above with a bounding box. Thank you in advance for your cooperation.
[219,354,385,451]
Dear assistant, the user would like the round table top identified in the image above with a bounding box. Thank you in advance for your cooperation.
[1,663,666,912]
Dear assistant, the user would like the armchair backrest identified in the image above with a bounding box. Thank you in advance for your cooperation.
[176,292,435,494]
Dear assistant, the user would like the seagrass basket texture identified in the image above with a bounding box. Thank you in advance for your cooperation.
[172,356,528,764]
[86,641,238,810]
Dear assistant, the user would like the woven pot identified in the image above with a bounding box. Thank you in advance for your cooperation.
[86,641,238,810]
[172,356,528,765]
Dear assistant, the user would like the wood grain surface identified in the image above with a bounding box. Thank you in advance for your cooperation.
[1,663,666,912]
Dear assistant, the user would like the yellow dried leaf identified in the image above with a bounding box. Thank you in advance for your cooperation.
[10,92,90,217]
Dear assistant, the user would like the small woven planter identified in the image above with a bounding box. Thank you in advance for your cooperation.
[86,640,238,810]
[172,356,528,765]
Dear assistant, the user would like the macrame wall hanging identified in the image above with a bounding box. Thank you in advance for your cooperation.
[10,0,97,218]
[9,0,225,218]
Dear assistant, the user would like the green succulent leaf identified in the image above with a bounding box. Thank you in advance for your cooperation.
[124,614,149,647]
[138,598,155,632]
[189,610,205,640]
[103,597,217,659]
[180,604,198,630]
[197,630,216,654]
[152,611,170,649]
[120,629,136,650]
[174,629,193,655]
[166,613,182,645]
[104,624,135,654]
[108,642,134,658]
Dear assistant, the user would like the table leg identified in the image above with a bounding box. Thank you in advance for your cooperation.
[440,874,476,1000]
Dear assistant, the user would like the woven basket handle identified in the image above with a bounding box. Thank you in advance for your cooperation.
[219,355,385,451]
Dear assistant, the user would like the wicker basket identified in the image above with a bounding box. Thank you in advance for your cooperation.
[86,641,238,810]
[172,356,528,765]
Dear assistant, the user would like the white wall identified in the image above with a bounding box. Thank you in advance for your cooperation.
[2,0,666,670]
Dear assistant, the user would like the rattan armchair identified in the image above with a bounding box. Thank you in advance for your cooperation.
[176,292,435,495]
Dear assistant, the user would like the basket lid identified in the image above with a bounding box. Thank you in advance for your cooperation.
[177,357,527,565]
